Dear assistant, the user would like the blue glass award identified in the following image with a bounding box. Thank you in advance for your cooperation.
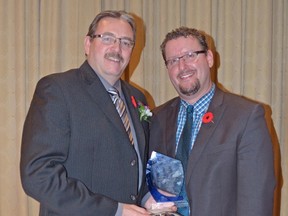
[146,151,189,213]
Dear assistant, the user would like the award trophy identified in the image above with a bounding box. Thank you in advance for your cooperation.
[146,151,188,216]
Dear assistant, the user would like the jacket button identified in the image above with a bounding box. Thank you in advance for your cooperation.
[130,194,136,201]
[130,159,136,166]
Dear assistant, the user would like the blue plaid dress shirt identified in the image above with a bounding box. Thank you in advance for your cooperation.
[175,84,215,153]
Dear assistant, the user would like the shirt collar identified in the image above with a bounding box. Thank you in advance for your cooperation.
[181,83,215,113]
[94,71,122,95]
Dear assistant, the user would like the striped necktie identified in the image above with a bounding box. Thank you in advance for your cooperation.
[108,88,134,145]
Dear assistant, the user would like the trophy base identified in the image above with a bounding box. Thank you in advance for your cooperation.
[150,213,181,216]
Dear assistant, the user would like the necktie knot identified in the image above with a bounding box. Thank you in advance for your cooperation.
[108,88,120,104]
[108,87,119,97]
[187,105,194,115]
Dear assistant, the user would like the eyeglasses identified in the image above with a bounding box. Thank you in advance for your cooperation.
[91,34,135,49]
[165,50,206,69]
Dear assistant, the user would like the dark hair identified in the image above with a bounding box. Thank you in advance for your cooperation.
[160,27,208,61]
[86,10,136,40]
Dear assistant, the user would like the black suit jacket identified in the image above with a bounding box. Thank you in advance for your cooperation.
[149,87,275,216]
[20,61,149,215]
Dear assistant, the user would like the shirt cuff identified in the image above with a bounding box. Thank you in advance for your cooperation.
[115,203,123,216]
[141,192,152,207]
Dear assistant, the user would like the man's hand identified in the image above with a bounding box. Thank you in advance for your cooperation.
[144,193,177,213]
[122,204,150,216]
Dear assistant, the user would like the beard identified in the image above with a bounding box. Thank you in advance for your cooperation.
[179,78,200,96]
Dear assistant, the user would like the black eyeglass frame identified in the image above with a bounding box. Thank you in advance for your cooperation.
[165,50,207,68]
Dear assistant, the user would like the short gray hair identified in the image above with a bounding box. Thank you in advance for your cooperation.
[86,10,136,41]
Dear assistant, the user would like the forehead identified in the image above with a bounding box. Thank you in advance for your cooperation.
[165,36,201,57]
[96,17,133,38]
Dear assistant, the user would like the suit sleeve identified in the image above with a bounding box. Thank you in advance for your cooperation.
[237,104,275,216]
[20,76,117,215]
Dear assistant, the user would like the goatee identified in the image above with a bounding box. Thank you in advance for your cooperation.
[179,78,200,96]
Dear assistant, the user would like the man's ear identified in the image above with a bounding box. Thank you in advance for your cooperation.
[84,36,91,56]
[206,50,214,68]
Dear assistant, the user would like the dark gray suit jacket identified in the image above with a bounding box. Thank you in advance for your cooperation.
[20,61,149,215]
[149,87,275,216]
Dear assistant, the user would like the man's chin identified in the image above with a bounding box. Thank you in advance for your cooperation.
[179,86,199,96]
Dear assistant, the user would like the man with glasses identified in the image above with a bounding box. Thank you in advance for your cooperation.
[21,10,150,215]
[148,27,275,215]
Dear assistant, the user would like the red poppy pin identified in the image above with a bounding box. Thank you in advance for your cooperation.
[131,95,137,108]
[202,112,214,124]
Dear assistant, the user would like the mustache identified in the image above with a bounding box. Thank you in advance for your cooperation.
[104,52,124,62]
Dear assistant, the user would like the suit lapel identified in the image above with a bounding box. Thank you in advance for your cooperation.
[79,61,127,135]
[166,99,181,156]
[186,88,226,182]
